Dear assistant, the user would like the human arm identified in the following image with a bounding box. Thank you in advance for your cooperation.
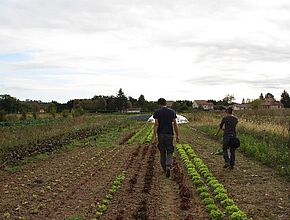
[152,119,159,145]
[215,118,224,136]
[173,119,180,143]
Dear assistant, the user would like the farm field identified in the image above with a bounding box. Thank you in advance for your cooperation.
[0,114,290,220]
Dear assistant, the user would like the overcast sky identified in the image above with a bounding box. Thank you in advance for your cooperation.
[1,0,290,103]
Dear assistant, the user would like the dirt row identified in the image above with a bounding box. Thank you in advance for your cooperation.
[0,145,133,220]
[1,123,290,220]
[183,125,290,220]
[100,142,209,220]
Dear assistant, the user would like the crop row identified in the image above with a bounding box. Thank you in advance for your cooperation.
[177,144,248,220]
[127,124,152,145]
[93,171,126,219]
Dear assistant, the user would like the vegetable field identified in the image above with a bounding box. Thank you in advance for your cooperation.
[0,114,289,220]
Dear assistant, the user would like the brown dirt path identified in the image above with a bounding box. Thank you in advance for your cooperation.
[183,124,290,220]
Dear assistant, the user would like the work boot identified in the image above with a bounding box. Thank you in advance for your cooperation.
[166,168,171,178]
[223,163,229,168]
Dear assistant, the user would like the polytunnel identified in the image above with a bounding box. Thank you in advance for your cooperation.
[147,114,189,124]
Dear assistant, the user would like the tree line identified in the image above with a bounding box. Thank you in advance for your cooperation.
[0,88,193,121]
[1,89,289,121]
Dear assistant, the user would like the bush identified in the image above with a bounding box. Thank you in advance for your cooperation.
[72,107,84,118]
[5,114,18,121]
[0,110,7,121]
[62,109,70,118]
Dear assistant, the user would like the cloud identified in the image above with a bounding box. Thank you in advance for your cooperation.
[0,0,290,102]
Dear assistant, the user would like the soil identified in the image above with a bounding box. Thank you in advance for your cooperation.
[1,123,289,220]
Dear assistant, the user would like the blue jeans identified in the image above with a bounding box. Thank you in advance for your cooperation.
[223,134,236,166]
[158,134,174,171]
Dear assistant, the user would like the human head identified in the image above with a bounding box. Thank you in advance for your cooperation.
[226,107,233,114]
[158,98,167,106]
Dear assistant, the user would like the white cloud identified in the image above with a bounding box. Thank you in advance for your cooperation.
[0,0,290,103]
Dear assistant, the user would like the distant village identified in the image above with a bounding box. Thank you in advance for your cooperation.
[0,90,289,121]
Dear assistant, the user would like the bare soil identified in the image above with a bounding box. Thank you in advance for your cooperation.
[1,124,289,220]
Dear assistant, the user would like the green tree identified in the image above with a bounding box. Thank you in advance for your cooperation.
[222,94,235,105]
[265,92,275,100]
[0,94,20,113]
[249,99,263,109]
[281,90,290,108]
[72,106,84,117]
[48,102,57,118]
[137,95,146,108]
[116,88,128,111]
[94,96,107,111]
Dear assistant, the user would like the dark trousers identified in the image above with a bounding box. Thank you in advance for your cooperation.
[223,134,236,166]
[157,134,174,171]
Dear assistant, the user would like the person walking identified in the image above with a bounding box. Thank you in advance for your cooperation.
[216,107,238,169]
[152,98,180,178]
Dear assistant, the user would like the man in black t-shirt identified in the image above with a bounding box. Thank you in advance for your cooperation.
[152,98,180,178]
[216,107,238,169]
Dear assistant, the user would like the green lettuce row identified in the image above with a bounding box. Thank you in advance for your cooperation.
[176,144,224,220]
[138,125,153,144]
[93,171,126,219]
[144,127,153,144]
[180,144,248,220]
[127,125,150,144]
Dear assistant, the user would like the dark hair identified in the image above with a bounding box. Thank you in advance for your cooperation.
[226,107,233,114]
[158,98,166,106]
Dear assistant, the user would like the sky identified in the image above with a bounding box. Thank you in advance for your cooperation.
[0,0,290,103]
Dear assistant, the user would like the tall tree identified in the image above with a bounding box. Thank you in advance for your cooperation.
[116,88,128,111]
[281,90,290,108]
[0,94,20,113]
[259,93,264,100]
[265,92,275,100]
[137,94,146,108]
[48,102,57,118]
[222,94,235,105]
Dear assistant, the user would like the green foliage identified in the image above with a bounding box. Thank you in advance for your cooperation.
[202,197,215,206]
[210,209,225,220]
[0,94,20,113]
[221,198,234,207]
[281,90,290,108]
[215,193,228,202]
[177,143,247,219]
[225,205,240,215]
[0,109,7,122]
[94,171,126,219]
[197,186,210,194]
[72,106,84,117]
[48,103,57,118]
[200,192,211,199]
[229,211,247,220]
[62,109,70,118]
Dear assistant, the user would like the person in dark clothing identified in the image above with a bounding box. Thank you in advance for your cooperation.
[152,98,180,178]
[216,107,238,169]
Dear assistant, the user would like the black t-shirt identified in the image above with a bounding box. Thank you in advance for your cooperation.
[220,115,238,135]
[153,107,177,135]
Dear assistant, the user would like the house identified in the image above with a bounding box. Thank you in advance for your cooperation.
[192,100,214,110]
[126,108,141,113]
[232,104,248,111]
[260,98,283,109]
